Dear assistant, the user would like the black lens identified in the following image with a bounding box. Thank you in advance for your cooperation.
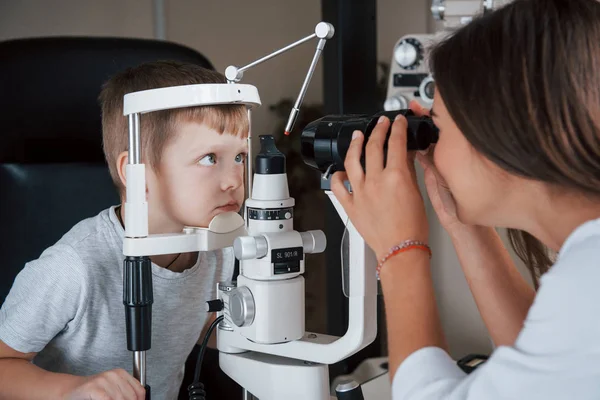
[300,109,438,173]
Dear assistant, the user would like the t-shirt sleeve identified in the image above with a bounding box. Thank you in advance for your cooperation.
[392,236,600,400]
[0,244,88,354]
[219,247,236,282]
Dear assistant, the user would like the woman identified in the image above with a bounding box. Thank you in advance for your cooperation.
[331,0,600,398]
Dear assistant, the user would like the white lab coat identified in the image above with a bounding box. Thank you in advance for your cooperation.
[392,218,600,400]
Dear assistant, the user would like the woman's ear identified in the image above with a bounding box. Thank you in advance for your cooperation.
[116,151,129,189]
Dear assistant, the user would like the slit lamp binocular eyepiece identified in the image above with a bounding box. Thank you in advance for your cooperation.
[300,109,439,174]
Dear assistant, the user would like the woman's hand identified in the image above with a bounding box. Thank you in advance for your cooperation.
[330,113,428,260]
[409,102,465,235]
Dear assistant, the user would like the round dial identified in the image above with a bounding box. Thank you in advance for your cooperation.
[383,95,408,111]
[229,287,255,327]
[394,38,424,70]
[419,75,436,104]
[247,208,293,221]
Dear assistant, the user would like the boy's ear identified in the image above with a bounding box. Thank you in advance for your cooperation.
[116,152,151,197]
[116,151,128,189]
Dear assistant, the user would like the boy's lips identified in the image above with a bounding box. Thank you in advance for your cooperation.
[215,202,240,212]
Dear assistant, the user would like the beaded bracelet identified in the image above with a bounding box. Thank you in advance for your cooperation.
[376,240,432,278]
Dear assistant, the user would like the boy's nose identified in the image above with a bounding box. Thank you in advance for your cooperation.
[221,167,244,191]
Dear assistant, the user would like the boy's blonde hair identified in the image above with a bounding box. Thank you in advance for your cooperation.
[99,60,249,192]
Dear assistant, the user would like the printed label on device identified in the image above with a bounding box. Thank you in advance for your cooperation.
[271,246,304,263]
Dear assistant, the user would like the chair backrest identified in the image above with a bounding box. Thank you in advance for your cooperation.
[0,36,214,305]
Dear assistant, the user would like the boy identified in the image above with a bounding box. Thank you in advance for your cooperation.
[0,61,249,399]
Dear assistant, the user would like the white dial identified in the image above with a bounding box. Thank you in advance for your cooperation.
[419,76,436,104]
[394,38,424,70]
[233,235,268,260]
[383,96,408,111]
[394,42,417,67]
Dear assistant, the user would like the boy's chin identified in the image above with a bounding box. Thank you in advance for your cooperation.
[179,216,210,229]
[182,210,238,229]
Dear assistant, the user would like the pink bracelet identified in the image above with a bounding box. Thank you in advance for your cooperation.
[376,240,432,278]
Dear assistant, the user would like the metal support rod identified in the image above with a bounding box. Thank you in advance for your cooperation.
[152,0,166,40]
[284,38,327,134]
[238,33,317,74]
[243,389,257,400]
[133,351,146,387]
[128,113,141,164]
[246,109,253,198]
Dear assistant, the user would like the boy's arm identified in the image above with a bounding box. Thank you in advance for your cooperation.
[0,340,145,400]
[0,244,145,400]
[0,340,83,399]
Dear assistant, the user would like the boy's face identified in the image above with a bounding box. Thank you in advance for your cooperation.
[148,121,247,230]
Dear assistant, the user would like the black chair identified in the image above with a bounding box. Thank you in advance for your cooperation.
[0,36,241,399]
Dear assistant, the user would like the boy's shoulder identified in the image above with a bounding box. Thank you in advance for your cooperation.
[55,207,116,246]
[36,207,121,272]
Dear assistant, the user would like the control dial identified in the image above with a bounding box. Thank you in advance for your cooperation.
[383,95,408,111]
[234,235,269,260]
[419,75,436,104]
[394,38,424,70]
[229,286,255,327]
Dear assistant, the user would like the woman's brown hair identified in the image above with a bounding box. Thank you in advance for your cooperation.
[429,0,600,288]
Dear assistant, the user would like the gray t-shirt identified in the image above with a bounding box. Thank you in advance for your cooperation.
[0,206,234,400]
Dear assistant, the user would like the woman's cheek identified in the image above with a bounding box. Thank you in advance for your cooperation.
[432,143,455,189]
[432,144,446,172]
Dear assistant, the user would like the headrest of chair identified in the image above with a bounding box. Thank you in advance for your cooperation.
[0,37,214,164]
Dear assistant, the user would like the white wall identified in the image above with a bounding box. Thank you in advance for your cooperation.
[0,0,532,360]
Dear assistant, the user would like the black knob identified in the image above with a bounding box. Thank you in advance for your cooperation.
[206,299,224,312]
[335,380,364,400]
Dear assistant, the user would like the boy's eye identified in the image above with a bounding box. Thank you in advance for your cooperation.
[235,153,246,164]
[199,153,217,166]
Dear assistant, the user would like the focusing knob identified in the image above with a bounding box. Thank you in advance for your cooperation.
[383,95,408,111]
[335,380,364,400]
[205,299,224,312]
[394,38,423,70]
[233,235,268,260]
[300,230,327,254]
[229,286,255,327]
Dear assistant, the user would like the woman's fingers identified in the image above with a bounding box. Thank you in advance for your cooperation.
[365,116,390,175]
[409,100,430,117]
[343,130,365,189]
[386,115,409,170]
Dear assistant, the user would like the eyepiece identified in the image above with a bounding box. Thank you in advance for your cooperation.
[300,110,438,173]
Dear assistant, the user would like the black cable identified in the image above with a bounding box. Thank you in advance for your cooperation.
[188,315,224,400]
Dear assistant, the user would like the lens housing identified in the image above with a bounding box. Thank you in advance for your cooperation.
[301,109,438,173]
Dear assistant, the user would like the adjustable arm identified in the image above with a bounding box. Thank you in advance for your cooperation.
[225,22,334,136]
